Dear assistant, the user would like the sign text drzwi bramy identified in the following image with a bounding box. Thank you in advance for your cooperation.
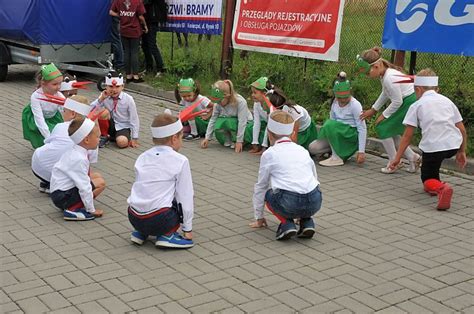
[232,0,346,61]
[165,0,222,35]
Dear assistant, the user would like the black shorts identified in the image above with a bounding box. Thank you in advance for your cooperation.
[108,119,131,141]
[51,181,95,210]
[128,201,184,237]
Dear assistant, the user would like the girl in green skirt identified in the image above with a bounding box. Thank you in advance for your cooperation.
[357,46,421,174]
[22,63,64,149]
[309,72,367,166]
[267,87,318,149]
[174,78,213,140]
[200,80,253,153]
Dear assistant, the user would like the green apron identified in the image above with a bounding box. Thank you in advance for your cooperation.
[375,93,417,139]
[297,121,318,149]
[213,117,253,146]
[22,104,63,149]
[318,119,358,161]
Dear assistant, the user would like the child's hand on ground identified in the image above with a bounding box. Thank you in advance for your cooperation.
[234,142,243,153]
[129,139,139,148]
[388,158,401,171]
[360,108,376,120]
[200,139,209,149]
[456,150,467,168]
[248,144,260,154]
[356,152,365,164]
[183,231,193,240]
[249,218,267,228]
[93,209,104,217]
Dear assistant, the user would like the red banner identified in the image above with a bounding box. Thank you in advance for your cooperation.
[232,0,345,61]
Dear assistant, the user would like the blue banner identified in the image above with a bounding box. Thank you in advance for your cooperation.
[383,0,474,56]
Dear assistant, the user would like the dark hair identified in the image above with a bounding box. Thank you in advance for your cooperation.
[267,86,299,113]
[174,80,201,104]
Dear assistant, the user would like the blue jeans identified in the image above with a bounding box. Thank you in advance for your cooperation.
[128,201,182,237]
[111,16,124,69]
[265,186,322,220]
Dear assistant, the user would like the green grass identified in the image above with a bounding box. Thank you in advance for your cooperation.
[146,7,473,156]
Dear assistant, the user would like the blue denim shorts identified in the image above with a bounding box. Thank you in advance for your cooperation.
[265,186,322,219]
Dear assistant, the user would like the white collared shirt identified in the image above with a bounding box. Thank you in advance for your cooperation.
[282,104,312,132]
[127,146,194,232]
[372,68,415,118]
[403,90,463,153]
[30,88,65,139]
[330,97,367,152]
[50,145,95,213]
[92,91,140,138]
[253,137,319,219]
[252,102,269,146]
[32,121,98,181]
[205,94,253,142]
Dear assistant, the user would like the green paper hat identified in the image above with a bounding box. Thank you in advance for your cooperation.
[41,63,62,81]
[209,87,225,102]
[250,77,268,91]
[356,54,371,75]
[333,80,351,98]
[178,78,196,93]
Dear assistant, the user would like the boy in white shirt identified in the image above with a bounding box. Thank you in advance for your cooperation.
[389,69,467,210]
[32,95,97,193]
[250,110,322,240]
[127,110,194,248]
[92,71,140,149]
[50,116,105,220]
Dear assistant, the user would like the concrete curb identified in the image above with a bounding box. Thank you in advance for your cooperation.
[125,81,474,176]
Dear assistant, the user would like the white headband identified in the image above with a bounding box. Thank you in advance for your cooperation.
[70,118,95,144]
[60,80,77,91]
[267,117,294,135]
[370,58,382,65]
[64,98,91,116]
[151,119,183,138]
[414,76,438,86]
[105,76,124,86]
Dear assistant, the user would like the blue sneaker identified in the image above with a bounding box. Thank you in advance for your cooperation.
[297,218,316,238]
[155,232,194,249]
[63,208,95,221]
[276,222,297,240]
[131,231,148,245]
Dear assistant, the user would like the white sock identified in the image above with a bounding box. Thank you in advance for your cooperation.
[330,145,343,161]
[189,120,198,136]
[381,138,397,161]
[393,135,418,161]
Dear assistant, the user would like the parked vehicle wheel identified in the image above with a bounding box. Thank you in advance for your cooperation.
[0,64,7,82]
[97,77,106,91]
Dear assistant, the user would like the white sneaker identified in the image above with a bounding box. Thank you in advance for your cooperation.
[407,154,422,173]
[155,71,163,78]
[319,157,344,167]
[230,143,235,149]
[223,141,231,147]
[381,162,403,174]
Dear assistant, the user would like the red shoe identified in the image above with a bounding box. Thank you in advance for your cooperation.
[437,183,453,211]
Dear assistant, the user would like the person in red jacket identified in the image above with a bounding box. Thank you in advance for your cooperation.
[110,0,148,83]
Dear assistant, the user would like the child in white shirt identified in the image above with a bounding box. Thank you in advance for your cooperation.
[92,71,140,148]
[32,95,98,193]
[50,116,105,221]
[127,111,194,248]
[251,110,322,240]
[358,46,421,173]
[389,69,467,210]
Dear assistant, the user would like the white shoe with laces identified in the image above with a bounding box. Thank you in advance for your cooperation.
[381,162,403,174]
[319,156,344,167]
